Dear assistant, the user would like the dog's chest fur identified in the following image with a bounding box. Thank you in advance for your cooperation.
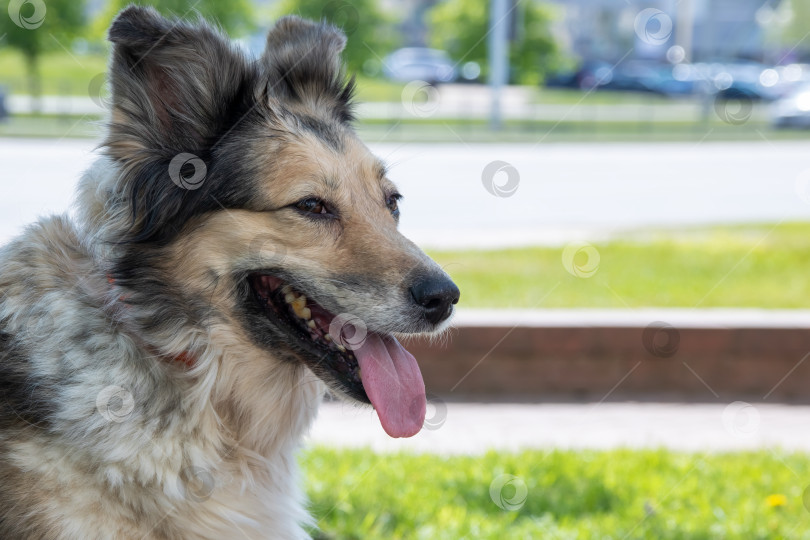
[0,215,323,539]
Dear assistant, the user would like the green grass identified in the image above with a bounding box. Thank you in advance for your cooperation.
[0,50,404,101]
[303,447,810,539]
[427,223,810,309]
[357,119,810,143]
[5,113,810,143]
[0,50,109,96]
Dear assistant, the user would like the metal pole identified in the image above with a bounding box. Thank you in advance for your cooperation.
[488,0,509,130]
[675,0,694,63]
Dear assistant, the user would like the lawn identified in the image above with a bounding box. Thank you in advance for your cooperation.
[428,223,810,309]
[0,50,404,101]
[303,447,810,539]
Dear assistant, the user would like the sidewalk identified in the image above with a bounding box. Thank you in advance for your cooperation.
[307,401,810,454]
[6,90,763,122]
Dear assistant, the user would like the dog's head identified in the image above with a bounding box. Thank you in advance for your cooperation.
[95,7,458,438]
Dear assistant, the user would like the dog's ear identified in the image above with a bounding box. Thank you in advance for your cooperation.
[106,6,254,160]
[262,16,355,123]
[102,6,258,244]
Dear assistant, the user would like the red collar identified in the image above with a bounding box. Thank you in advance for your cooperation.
[106,273,196,369]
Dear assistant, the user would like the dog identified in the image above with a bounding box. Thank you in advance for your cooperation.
[0,6,459,539]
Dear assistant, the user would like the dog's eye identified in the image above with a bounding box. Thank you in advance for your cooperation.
[295,197,332,216]
[386,193,402,218]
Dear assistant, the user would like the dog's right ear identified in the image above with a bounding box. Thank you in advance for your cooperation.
[105,6,254,162]
[102,6,257,244]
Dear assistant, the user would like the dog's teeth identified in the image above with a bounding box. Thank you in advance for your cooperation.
[281,285,293,295]
[337,344,346,353]
[284,293,296,304]
[307,320,316,329]
[357,368,362,380]
[291,297,308,318]
[324,334,332,342]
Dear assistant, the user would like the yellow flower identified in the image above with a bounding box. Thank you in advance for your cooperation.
[766,494,787,508]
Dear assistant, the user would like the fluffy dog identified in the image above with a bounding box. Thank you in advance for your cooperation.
[0,6,458,539]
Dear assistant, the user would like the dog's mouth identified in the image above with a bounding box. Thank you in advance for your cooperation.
[247,273,426,438]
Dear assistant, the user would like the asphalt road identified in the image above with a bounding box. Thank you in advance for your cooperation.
[1,138,808,248]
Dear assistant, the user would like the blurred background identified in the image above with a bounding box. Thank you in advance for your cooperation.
[2,0,810,538]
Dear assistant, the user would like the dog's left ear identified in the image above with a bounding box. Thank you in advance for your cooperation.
[262,16,355,123]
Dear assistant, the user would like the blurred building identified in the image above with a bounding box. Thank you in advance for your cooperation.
[547,0,782,63]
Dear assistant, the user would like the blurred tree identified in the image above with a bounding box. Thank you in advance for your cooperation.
[274,0,399,75]
[781,0,810,61]
[93,0,256,40]
[0,0,86,98]
[427,0,561,85]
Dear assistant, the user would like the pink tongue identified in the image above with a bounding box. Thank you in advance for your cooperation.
[353,333,426,438]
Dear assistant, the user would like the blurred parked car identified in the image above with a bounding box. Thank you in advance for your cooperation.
[0,87,7,122]
[546,60,693,95]
[772,83,810,128]
[383,48,457,84]
[546,59,796,101]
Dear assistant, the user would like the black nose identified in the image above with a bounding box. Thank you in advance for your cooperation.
[409,275,460,325]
